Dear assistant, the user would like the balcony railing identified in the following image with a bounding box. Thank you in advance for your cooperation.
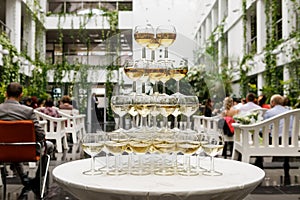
[246,36,257,54]
[47,0,132,15]
[0,19,12,40]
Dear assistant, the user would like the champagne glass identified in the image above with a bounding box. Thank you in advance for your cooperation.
[124,59,143,94]
[134,24,155,59]
[134,94,152,131]
[105,132,128,175]
[148,60,162,94]
[111,95,131,132]
[81,133,106,175]
[134,59,150,94]
[153,132,176,176]
[156,25,176,59]
[147,38,161,61]
[202,130,225,176]
[180,95,199,131]
[157,94,178,132]
[170,59,188,95]
[128,132,152,175]
[176,130,201,176]
[171,93,184,131]
[158,59,173,94]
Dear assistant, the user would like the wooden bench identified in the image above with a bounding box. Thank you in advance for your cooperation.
[232,109,300,163]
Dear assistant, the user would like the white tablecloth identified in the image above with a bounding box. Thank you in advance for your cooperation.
[52,156,265,200]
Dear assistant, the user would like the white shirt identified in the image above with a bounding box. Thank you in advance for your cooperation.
[238,102,261,113]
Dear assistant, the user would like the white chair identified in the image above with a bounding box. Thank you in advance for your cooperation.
[58,110,86,143]
[232,109,300,163]
[34,110,68,153]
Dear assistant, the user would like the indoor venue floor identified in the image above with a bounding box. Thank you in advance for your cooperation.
[1,138,300,200]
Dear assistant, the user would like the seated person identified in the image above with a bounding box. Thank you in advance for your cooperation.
[238,93,261,113]
[0,82,54,198]
[40,98,60,118]
[59,95,73,110]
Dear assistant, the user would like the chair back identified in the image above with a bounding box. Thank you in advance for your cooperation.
[0,120,38,162]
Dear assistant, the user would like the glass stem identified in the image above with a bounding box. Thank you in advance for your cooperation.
[210,156,214,172]
[174,115,178,129]
[142,47,146,59]
[132,81,137,93]
[187,116,191,130]
[142,82,145,94]
[91,156,95,175]
[151,50,155,61]
[154,81,158,93]
[164,116,168,130]
[187,155,191,173]
[176,80,180,93]
[164,47,168,59]
[142,116,147,128]
[138,154,142,172]
[153,115,157,129]
[163,82,166,94]
[119,116,124,130]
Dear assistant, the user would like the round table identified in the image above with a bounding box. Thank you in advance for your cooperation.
[52,156,265,200]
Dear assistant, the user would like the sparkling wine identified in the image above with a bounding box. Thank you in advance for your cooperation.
[129,140,151,154]
[135,104,152,117]
[180,104,198,117]
[156,33,176,47]
[111,104,129,117]
[158,104,177,117]
[202,144,224,157]
[134,33,155,46]
[148,68,165,83]
[128,105,138,116]
[176,141,201,154]
[105,141,128,154]
[152,140,175,153]
[82,143,104,156]
[124,68,144,81]
[147,38,160,50]
[159,71,172,83]
[170,68,188,81]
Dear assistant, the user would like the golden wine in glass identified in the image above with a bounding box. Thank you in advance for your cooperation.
[156,25,176,59]
[134,24,155,59]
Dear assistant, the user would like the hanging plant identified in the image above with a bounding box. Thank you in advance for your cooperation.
[0,32,21,102]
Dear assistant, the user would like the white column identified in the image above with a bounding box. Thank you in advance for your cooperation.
[283,65,290,96]
[6,0,22,52]
[256,0,266,53]
[257,73,264,96]
[23,11,36,59]
[282,0,295,39]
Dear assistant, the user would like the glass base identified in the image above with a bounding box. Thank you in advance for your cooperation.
[107,169,127,176]
[154,168,174,176]
[178,169,199,176]
[82,169,103,175]
[130,169,151,176]
[203,170,222,176]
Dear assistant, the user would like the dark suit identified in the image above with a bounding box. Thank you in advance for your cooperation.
[0,99,45,142]
[0,99,52,187]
